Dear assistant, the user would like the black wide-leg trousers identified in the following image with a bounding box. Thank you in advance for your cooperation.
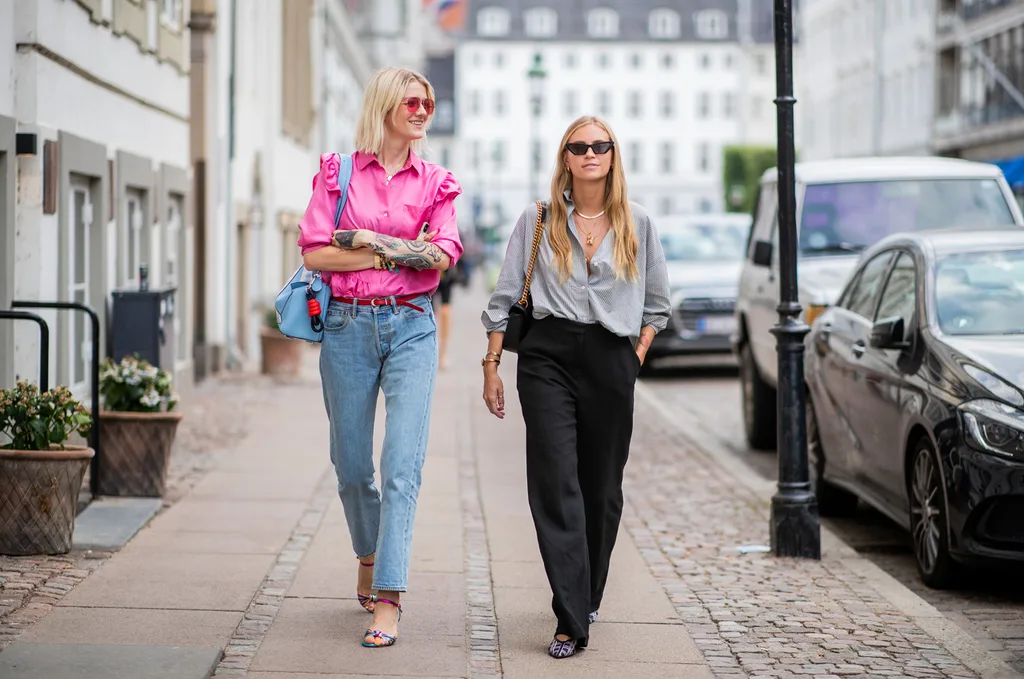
[516,316,640,641]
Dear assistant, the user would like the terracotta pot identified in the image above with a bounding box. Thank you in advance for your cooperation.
[96,410,183,497]
[0,445,94,556]
[260,328,303,378]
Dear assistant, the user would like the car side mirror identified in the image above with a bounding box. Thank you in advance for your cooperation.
[870,316,911,350]
[752,240,773,267]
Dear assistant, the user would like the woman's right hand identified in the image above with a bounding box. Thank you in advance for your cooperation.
[482,367,505,419]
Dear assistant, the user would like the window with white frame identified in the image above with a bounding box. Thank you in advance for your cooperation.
[494,91,506,116]
[649,8,681,39]
[524,7,558,37]
[660,91,674,117]
[697,92,710,118]
[660,196,673,215]
[68,181,94,397]
[588,8,619,38]
[629,141,643,173]
[161,0,183,30]
[597,90,611,116]
[697,142,710,172]
[477,7,511,36]
[628,91,643,118]
[492,141,505,169]
[723,92,736,118]
[564,51,577,68]
[471,140,481,171]
[660,142,673,173]
[596,52,610,68]
[564,90,577,117]
[695,9,728,39]
[124,190,145,287]
[469,90,480,116]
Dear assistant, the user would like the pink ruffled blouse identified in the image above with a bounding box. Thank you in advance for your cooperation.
[297,150,464,299]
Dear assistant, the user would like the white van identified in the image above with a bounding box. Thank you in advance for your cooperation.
[734,156,1024,450]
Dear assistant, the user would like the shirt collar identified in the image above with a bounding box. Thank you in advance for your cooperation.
[354,149,423,176]
[563,189,575,211]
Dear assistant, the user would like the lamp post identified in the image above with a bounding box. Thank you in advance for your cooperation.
[769,0,821,559]
[527,52,547,202]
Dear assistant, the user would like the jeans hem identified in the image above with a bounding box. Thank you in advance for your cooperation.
[370,584,408,593]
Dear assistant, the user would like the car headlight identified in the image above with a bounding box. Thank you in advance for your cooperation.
[803,304,828,326]
[959,399,1024,459]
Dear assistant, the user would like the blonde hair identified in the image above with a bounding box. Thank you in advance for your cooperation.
[354,67,435,155]
[548,116,639,281]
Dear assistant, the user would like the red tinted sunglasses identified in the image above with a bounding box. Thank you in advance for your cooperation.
[401,97,435,115]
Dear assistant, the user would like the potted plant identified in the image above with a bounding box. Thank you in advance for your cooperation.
[96,355,182,497]
[260,307,302,378]
[0,381,94,555]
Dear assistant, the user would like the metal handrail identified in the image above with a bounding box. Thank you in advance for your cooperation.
[0,311,50,392]
[11,301,102,496]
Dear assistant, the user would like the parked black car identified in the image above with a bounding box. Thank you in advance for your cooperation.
[805,229,1024,588]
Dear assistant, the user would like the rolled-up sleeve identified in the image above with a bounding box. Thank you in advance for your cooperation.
[481,206,532,334]
[641,215,671,332]
[297,153,343,256]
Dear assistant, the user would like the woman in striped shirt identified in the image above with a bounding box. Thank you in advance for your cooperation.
[480,115,671,658]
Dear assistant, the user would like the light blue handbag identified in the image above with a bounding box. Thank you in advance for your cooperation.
[275,154,354,343]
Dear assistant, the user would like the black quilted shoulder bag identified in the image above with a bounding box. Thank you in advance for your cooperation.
[502,201,547,354]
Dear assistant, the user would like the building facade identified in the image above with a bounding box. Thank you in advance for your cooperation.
[450,0,783,229]
[798,0,937,161]
[933,0,1024,209]
[1,0,193,398]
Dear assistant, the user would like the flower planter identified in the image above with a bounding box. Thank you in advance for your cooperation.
[260,328,303,378]
[96,410,183,497]
[0,446,94,556]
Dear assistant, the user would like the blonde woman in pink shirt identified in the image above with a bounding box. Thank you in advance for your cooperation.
[297,67,463,648]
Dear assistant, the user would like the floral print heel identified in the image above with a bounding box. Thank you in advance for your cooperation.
[356,558,376,613]
[362,598,402,648]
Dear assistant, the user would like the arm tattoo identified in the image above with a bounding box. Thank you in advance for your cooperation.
[368,234,445,271]
[333,230,358,249]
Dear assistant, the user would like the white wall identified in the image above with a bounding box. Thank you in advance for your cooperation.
[454,40,780,227]
[799,0,935,161]
[0,0,15,118]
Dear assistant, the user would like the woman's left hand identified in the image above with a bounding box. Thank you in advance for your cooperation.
[333,229,373,249]
[635,345,646,366]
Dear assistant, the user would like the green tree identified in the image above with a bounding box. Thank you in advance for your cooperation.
[722,146,778,215]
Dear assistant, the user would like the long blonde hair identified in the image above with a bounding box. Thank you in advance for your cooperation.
[548,116,639,281]
[354,67,435,155]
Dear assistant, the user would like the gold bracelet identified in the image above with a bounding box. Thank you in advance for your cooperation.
[481,357,500,366]
[485,351,501,359]
[373,253,382,270]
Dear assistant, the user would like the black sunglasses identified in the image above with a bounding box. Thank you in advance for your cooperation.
[564,141,615,156]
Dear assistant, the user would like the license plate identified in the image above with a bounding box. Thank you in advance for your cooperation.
[696,316,736,336]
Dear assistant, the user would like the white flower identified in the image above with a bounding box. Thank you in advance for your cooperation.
[140,389,161,408]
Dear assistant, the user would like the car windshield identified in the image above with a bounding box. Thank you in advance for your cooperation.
[660,223,748,262]
[935,248,1024,335]
[800,179,1015,258]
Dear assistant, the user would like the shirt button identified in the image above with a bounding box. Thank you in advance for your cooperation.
[383,212,388,217]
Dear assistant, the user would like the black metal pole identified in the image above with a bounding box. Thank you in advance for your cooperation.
[0,311,49,392]
[12,301,102,495]
[769,0,821,559]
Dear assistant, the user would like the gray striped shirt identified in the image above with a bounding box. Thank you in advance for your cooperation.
[481,199,671,341]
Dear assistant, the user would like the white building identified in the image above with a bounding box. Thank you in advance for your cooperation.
[1,0,193,398]
[448,0,783,227]
[798,0,938,160]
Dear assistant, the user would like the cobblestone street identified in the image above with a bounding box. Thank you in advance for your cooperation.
[0,288,1020,678]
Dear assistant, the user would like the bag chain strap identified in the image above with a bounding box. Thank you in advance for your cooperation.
[518,200,546,306]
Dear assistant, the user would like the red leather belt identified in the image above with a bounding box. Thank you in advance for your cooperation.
[333,294,424,313]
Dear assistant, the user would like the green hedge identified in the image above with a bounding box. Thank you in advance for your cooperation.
[722,145,777,215]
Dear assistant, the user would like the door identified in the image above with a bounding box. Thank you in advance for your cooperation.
[738,182,779,383]
[861,252,918,510]
[68,180,95,398]
[817,251,894,483]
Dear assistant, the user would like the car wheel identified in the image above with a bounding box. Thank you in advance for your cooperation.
[807,394,858,516]
[909,438,960,589]
[740,341,777,451]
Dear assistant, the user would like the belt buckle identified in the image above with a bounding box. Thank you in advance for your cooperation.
[370,297,388,307]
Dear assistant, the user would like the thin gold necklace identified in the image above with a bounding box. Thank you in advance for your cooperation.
[576,211,604,246]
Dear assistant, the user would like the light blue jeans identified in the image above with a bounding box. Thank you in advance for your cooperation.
[319,294,437,592]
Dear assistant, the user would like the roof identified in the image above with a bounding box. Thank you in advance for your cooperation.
[867,228,1024,260]
[760,156,1008,184]
[456,0,783,44]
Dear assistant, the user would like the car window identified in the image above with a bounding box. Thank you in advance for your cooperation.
[875,252,917,323]
[748,183,777,261]
[660,224,747,262]
[841,252,894,319]
[799,179,1016,258]
[935,247,1024,335]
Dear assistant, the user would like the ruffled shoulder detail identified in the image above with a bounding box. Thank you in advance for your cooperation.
[433,171,462,204]
[311,152,343,193]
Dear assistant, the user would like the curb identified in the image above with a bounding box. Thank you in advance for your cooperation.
[635,380,1020,679]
